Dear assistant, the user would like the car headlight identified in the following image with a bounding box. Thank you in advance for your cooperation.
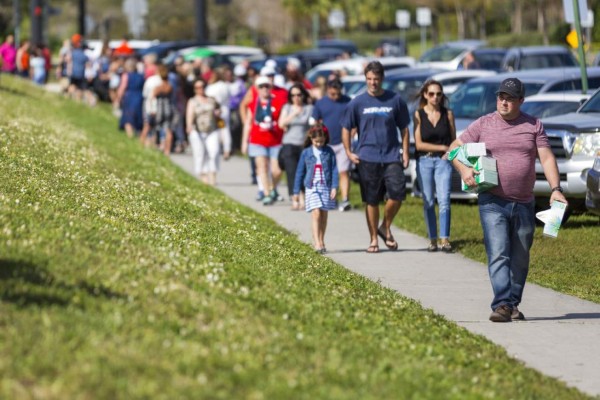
[572,133,600,157]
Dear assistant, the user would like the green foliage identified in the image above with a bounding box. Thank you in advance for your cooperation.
[0,77,594,399]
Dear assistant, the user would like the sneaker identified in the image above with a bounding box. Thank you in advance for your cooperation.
[512,306,525,320]
[489,305,512,322]
[263,191,276,206]
[338,200,351,212]
[274,190,284,202]
[255,191,265,201]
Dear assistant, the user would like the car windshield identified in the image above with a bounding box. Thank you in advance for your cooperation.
[449,81,545,119]
[520,53,577,69]
[419,46,465,62]
[342,81,366,96]
[383,75,432,101]
[473,52,505,70]
[520,101,582,119]
[578,92,600,113]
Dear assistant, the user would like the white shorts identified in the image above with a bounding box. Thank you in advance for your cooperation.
[330,143,351,173]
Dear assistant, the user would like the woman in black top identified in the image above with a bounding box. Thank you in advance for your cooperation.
[414,80,456,252]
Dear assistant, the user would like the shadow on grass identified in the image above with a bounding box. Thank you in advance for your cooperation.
[0,85,31,97]
[0,258,123,308]
[564,217,600,229]
[450,238,483,251]
[526,313,600,321]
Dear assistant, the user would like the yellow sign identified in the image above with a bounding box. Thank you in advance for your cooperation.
[567,29,579,49]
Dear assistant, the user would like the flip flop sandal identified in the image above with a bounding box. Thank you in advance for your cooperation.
[384,236,398,251]
[366,245,379,253]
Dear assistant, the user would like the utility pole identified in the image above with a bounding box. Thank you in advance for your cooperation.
[30,0,44,47]
[195,0,207,42]
[572,0,588,93]
[79,0,86,35]
[13,0,21,47]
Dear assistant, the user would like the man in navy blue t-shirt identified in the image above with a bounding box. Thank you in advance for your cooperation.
[312,78,352,211]
[341,61,410,253]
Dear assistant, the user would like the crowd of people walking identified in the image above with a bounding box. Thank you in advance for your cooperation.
[2,35,569,322]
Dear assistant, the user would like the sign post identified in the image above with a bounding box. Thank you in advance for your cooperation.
[395,10,410,51]
[328,9,345,39]
[416,7,431,56]
[573,0,588,93]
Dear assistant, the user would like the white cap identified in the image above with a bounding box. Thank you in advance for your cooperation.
[260,65,276,76]
[255,75,272,87]
[233,64,246,76]
[287,57,301,69]
[265,59,277,68]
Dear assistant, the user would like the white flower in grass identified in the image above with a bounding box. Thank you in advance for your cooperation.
[296,332,303,340]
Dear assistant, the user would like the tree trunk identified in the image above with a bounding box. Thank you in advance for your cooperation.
[537,0,549,45]
[512,0,523,34]
[456,3,465,40]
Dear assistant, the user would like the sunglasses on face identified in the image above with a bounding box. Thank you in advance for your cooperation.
[258,84,271,89]
[427,92,442,98]
[194,85,205,90]
[497,94,518,103]
[290,93,302,97]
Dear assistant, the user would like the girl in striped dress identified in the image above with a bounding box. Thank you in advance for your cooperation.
[293,124,339,254]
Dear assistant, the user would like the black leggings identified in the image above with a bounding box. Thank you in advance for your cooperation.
[278,144,304,196]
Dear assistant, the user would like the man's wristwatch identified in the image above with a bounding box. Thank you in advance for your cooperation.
[551,186,564,193]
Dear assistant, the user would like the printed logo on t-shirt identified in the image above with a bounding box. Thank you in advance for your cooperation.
[363,107,393,116]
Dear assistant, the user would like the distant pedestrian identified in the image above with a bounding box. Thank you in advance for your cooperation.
[0,35,17,74]
[241,72,287,205]
[151,64,175,155]
[278,83,313,210]
[29,47,47,85]
[341,61,410,253]
[312,78,352,212]
[448,77,567,322]
[67,34,91,103]
[186,78,222,186]
[293,123,339,254]
[16,40,30,78]
[117,57,145,137]
[414,80,456,252]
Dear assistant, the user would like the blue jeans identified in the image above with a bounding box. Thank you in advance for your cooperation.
[417,156,452,239]
[478,192,535,311]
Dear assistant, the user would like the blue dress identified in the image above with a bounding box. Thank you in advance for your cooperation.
[119,72,144,131]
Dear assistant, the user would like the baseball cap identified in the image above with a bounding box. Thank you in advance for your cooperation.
[255,76,272,87]
[71,33,82,44]
[496,78,525,98]
[260,65,276,76]
[233,64,247,77]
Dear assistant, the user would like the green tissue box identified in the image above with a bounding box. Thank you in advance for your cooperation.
[473,156,497,172]
[462,169,498,193]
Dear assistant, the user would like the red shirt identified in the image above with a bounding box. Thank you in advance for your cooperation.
[247,85,287,147]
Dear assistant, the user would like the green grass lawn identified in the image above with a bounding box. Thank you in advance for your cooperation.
[0,76,595,399]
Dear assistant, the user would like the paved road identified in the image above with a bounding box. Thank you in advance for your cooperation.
[171,153,600,397]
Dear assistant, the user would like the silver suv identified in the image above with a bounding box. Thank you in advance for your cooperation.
[540,88,600,212]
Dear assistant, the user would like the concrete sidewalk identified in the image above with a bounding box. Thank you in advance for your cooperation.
[171,153,600,397]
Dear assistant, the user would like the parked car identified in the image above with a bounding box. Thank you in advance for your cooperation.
[444,68,600,203]
[417,40,486,70]
[429,69,497,95]
[137,40,215,60]
[468,48,507,72]
[450,67,600,133]
[501,46,578,72]
[292,48,347,72]
[169,45,265,67]
[305,56,416,85]
[317,39,359,56]
[585,153,600,215]
[520,92,591,119]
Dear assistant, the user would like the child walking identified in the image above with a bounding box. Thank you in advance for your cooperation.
[293,124,339,254]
